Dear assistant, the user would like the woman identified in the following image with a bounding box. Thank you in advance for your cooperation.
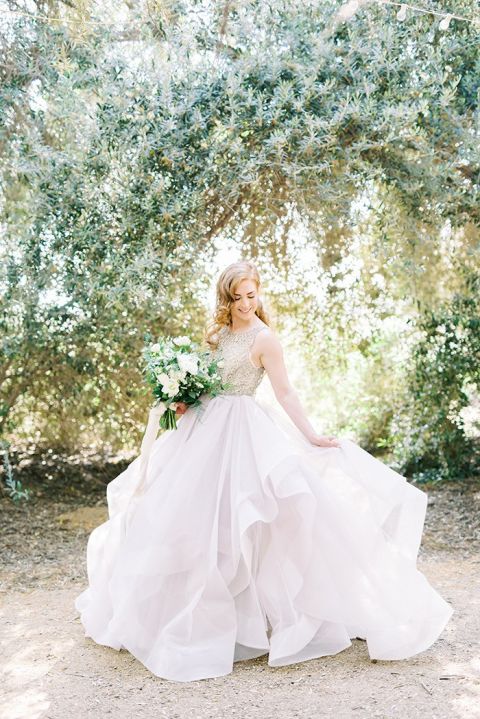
[75,260,453,683]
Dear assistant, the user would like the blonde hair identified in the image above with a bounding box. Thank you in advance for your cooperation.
[205,260,270,349]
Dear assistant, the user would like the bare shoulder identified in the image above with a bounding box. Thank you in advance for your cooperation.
[255,325,283,351]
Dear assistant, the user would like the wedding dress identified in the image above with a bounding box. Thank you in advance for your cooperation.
[75,324,453,682]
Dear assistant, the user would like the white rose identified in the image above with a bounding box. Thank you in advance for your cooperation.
[171,367,187,382]
[173,336,191,346]
[150,343,161,352]
[164,380,179,398]
[156,371,170,388]
[178,353,199,375]
[167,382,180,397]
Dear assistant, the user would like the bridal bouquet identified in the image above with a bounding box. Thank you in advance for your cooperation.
[142,334,228,430]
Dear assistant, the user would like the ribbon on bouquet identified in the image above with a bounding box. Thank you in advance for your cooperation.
[132,404,165,498]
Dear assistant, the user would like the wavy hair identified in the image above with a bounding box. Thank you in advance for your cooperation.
[204,260,270,349]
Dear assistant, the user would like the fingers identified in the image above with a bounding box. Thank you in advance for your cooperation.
[308,434,341,449]
[321,436,340,448]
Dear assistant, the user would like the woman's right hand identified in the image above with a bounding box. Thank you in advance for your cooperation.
[308,433,341,448]
[174,402,188,416]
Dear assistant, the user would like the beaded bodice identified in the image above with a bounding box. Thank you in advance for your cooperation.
[215,324,267,397]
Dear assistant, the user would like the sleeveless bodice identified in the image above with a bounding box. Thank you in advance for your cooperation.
[215,324,267,397]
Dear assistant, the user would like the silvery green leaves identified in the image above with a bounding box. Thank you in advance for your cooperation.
[142,336,226,430]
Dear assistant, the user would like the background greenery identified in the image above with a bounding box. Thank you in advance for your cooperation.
[1,0,479,497]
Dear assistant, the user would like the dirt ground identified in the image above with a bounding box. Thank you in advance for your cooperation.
[1,454,480,719]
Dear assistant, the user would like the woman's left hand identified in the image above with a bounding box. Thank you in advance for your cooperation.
[308,433,341,448]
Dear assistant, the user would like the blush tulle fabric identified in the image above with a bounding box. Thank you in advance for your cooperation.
[75,329,453,683]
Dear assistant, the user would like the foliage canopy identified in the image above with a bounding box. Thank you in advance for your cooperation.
[1,0,479,490]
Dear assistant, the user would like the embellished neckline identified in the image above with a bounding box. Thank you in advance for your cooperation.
[227,323,265,335]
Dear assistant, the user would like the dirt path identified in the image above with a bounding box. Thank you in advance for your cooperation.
[1,475,480,719]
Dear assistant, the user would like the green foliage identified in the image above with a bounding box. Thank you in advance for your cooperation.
[0,439,29,501]
[390,270,480,482]
[0,0,479,490]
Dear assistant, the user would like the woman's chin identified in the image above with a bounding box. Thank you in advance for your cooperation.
[235,309,256,319]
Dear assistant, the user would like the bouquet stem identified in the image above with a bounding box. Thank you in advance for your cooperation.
[159,407,178,430]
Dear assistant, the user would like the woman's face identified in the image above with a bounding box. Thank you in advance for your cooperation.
[230,278,258,323]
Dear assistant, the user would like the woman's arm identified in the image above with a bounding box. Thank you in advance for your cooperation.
[255,330,340,448]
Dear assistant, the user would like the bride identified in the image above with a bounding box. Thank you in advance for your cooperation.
[75,260,453,683]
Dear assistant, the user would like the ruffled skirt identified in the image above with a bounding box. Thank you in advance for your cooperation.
[75,393,453,682]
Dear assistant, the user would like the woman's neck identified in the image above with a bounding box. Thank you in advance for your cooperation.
[229,315,261,333]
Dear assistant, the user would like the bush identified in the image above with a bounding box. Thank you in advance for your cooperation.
[391,272,480,481]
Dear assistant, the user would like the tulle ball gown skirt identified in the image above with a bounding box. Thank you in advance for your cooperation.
[75,393,453,682]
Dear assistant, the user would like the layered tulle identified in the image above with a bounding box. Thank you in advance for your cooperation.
[75,393,453,682]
